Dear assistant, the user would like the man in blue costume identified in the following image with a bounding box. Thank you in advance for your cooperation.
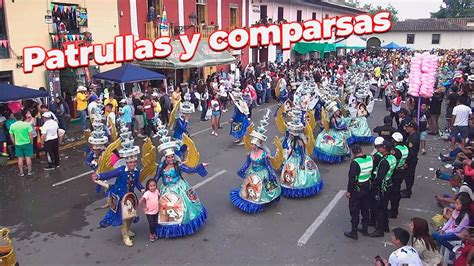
[91,125,144,247]
[229,85,251,146]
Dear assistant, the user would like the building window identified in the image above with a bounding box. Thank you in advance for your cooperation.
[0,1,8,59]
[147,0,163,20]
[230,5,238,29]
[296,10,302,22]
[51,2,80,34]
[278,7,284,21]
[432,34,440,44]
[0,71,13,84]
[325,14,329,19]
[196,0,207,24]
[406,34,415,44]
[312,12,316,20]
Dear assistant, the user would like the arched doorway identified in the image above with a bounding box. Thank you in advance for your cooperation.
[367,37,381,54]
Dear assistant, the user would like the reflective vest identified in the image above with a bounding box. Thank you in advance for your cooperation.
[394,145,408,169]
[354,156,374,183]
[375,154,397,191]
[372,152,382,176]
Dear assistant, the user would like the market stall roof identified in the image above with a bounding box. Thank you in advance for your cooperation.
[382,41,405,50]
[0,83,48,103]
[335,35,366,50]
[293,42,336,55]
[93,63,166,83]
[135,40,236,69]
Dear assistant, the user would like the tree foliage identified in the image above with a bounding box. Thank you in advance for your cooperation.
[344,1,399,22]
[431,0,474,18]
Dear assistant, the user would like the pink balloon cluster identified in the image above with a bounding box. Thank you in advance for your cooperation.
[408,52,438,98]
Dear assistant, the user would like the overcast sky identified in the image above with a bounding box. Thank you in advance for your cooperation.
[356,0,444,20]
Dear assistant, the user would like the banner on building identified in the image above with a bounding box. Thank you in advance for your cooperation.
[46,71,61,103]
[76,8,88,27]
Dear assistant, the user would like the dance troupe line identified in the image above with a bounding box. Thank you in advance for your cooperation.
[85,69,377,246]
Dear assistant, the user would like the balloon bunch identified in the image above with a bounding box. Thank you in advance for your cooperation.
[408,52,438,98]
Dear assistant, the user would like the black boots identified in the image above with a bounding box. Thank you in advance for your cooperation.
[358,227,368,236]
[368,230,384,237]
[344,230,358,240]
[400,189,411,199]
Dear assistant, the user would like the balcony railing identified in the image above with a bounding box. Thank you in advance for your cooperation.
[146,22,176,40]
[146,23,218,40]
[194,24,218,39]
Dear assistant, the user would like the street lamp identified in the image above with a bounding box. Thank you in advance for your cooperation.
[175,12,198,35]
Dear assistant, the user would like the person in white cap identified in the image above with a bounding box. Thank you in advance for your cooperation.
[388,132,408,219]
[76,86,90,131]
[40,111,60,170]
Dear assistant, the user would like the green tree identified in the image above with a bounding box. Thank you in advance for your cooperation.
[431,0,474,18]
[362,4,399,22]
[341,1,399,22]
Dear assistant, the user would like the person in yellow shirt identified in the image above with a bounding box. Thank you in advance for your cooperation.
[374,65,381,80]
[76,86,90,131]
[171,87,181,106]
[104,93,118,115]
[151,92,161,118]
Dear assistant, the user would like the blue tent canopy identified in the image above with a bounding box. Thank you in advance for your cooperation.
[93,64,166,83]
[0,83,48,103]
[382,41,404,50]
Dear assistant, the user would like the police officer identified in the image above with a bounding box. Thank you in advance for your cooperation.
[369,140,397,237]
[344,145,373,240]
[388,132,408,219]
[401,121,420,198]
[373,115,398,141]
[368,137,384,226]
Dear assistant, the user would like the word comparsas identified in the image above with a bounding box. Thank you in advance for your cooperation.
[22,12,391,73]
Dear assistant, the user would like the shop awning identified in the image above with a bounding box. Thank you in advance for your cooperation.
[93,64,166,83]
[135,40,236,69]
[335,35,366,50]
[293,42,336,55]
[0,83,48,103]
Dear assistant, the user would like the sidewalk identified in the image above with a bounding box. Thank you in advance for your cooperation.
[3,119,87,166]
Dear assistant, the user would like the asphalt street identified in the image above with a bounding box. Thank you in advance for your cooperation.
[0,100,451,265]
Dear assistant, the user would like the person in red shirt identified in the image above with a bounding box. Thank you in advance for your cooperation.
[142,96,157,138]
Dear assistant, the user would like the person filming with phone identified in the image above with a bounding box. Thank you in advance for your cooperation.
[374,227,422,266]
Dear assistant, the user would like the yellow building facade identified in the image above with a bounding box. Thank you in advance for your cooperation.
[0,0,120,89]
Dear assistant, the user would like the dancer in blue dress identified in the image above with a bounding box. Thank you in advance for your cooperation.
[91,124,144,247]
[229,87,250,145]
[314,101,350,163]
[230,109,283,213]
[153,124,208,238]
[280,108,323,198]
[170,92,195,157]
[347,87,375,145]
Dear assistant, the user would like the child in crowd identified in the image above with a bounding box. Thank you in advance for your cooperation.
[140,179,160,242]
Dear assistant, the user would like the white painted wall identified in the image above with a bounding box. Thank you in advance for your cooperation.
[368,31,474,50]
[248,0,358,63]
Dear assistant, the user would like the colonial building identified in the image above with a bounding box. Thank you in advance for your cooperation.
[117,0,247,82]
[0,0,120,95]
[247,0,362,64]
[366,18,474,50]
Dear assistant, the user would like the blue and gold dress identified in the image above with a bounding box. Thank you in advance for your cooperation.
[281,139,323,198]
[347,115,374,145]
[96,166,144,227]
[154,162,207,238]
[314,117,350,163]
[230,149,281,213]
[230,107,250,139]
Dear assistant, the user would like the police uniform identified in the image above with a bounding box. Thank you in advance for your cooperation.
[373,125,398,141]
[345,154,373,238]
[368,151,383,226]
[401,131,420,198]
[369,151,397,237]
[389,143,408,218]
